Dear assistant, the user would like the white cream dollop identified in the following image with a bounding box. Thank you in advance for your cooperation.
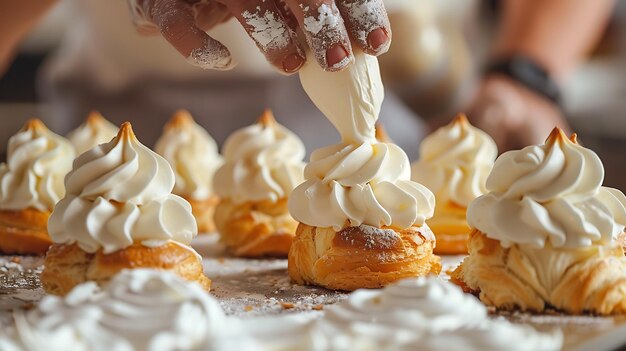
[213,110,305,204]
[0,119,75,212]
[49,122,197,254]
[412,115,497,207]
[290,50,434,231]
[155,110,223,201]
[310,277,562,351]
[67,111,118,155]
[468,129,626,248]
[0,269,229,351]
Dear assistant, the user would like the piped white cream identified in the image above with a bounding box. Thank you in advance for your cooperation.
[468,129,626,248]
[49,122,197,254]
[0,119,74,212]
[155,110,222,201]
[290,49,434,231]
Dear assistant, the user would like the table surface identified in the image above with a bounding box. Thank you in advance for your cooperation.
[1,234,626,351]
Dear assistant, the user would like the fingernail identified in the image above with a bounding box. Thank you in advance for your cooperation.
[326,44,350,70]
[282,53,305,73]
[367,28,390,54]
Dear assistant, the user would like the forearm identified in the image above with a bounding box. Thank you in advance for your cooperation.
[0,0,58,75]
[493,0,614,80]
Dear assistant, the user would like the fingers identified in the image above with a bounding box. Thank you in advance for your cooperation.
[145,0,234,70]
[336,0,391,55]
[220,0,305,74]
[193,1,233,32]
[284,0,353,71]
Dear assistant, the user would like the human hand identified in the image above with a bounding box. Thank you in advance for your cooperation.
[128,0,391,73]
[464,74,571,152]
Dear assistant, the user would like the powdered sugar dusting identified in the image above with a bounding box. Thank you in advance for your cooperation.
[342,0,390,53]
[187,40,234,70]
[242,8,290,51]
[359,224,399,249]
[329,55,353,70]
[301,3,352,70]
[0,256,44,311]
[303,4,340,35]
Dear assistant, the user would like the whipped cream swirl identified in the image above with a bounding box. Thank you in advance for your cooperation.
[67,111,118,155]
[49,122,197,253]
[213,110,305,204]
[468,128,626,248]
[155,110,223,201]
[0,269,228,351]
[412,115,497,207]
[0,119,74,212]
[290,49,434,230]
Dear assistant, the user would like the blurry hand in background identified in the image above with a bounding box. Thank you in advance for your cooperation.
[464,0,613,152]
[468,75,569,152]
[129,0,392,73]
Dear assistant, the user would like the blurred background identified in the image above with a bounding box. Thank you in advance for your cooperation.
[0,0,625,190]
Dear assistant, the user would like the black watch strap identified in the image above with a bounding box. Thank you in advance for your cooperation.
[486,56,562,106]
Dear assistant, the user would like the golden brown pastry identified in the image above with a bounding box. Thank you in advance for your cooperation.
[0,119,74,255]
[289,49,440,291]
[411,114,497,255]
[41,242,209,296]
[452,129,626,315]
[214,198,297,257]
[43,122,210,294]
[289,224,441,291]
[155,110,223,233]
[185,196,220,233]
[426,203,471,255]
[212,110,305,257]
[0,208,52,255]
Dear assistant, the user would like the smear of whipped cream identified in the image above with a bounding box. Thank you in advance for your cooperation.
[0,269,233,351]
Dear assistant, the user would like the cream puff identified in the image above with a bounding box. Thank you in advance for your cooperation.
[213,109,305,257]
[452,128,626,315]
[42,122,210,295]
[411,114,497,254]
[288,49,440,291]
[155,110,223,233]
[0,119,74,255]
[67,111,118,155]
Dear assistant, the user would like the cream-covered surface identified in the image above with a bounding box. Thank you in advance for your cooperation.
[0,235,624,351]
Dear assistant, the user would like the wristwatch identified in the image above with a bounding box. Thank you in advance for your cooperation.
[486,56,562,106]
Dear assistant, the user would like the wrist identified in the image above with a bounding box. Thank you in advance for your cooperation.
[485,55,562,107]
